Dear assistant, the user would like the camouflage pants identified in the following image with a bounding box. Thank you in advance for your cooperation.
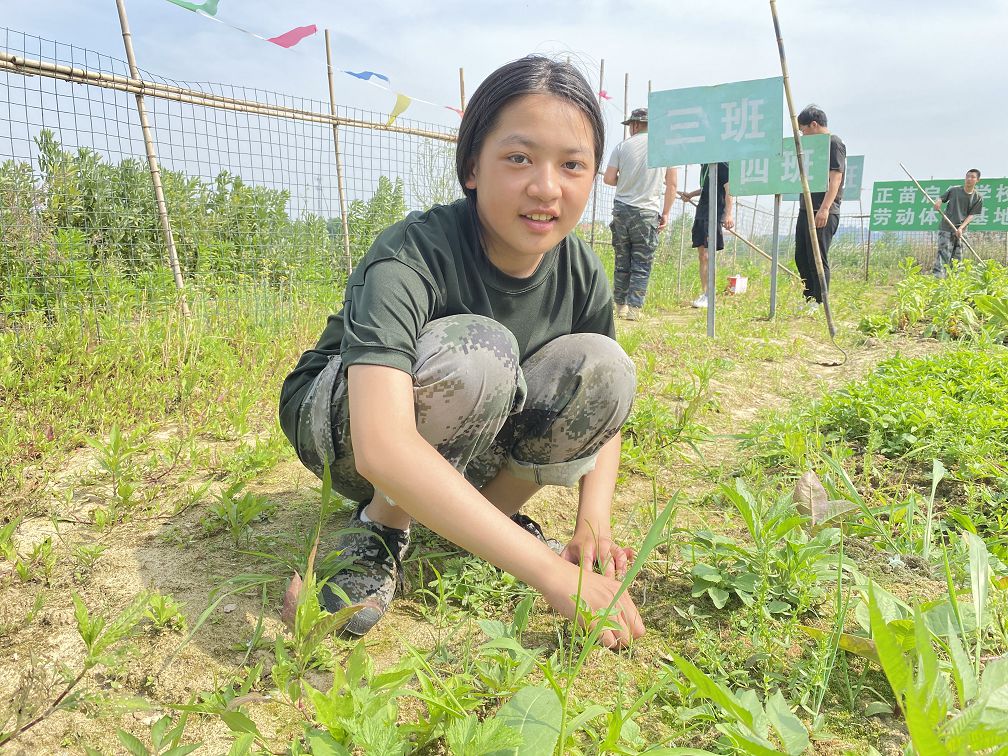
[293,315,636,503]
[610,201,660,308]
[933,230,963,278]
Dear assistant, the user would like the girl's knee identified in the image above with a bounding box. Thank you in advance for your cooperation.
[532,333,636,414]
[574,334,636,410]
[415,315,523,417]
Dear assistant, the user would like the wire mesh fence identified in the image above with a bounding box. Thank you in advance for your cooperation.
[3,25,1007,335]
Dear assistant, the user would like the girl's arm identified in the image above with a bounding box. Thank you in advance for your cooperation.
[561,433,633,579]
[347,364,645,647]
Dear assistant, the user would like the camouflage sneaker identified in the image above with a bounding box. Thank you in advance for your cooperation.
[321,502,410,636]
[625,305,643,321]
[511,512,564,555]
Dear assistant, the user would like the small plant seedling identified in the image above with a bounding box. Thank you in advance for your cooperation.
[145,592,188,633]
[0,518,21,561]
[72,542,108,574]
[201,483,275,546]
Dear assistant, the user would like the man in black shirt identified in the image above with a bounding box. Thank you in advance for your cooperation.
[931,169,983,278]
[795,104,846,309]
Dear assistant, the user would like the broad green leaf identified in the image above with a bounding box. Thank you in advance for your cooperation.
[219,711,262,738]
[115,730,150,756]
[765,691,809,755]
[150,715,169,747]
[709,587,730,609]
[345,639,369,686]
[305,684,352,737]
[943,620,977,706]
[691,563,723,582]
[226,733,255,756]
[868,585,951,756]
[488,685,562,756]
[965,531,990,670]
[305,728,351,756]
[979,657,1008,697]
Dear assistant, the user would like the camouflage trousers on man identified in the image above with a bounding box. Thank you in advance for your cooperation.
[293,315,637,503]
[610,201,660,309]
[933,230,963,278]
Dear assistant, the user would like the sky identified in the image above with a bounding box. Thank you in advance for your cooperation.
[3,0,1005,201]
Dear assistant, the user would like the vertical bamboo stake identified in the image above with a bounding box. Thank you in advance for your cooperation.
[589,59,604,250]
[325,29,353,274]
[770,0,836,338]
[115,0,189,317]
[623,72,629,140]
[459,67,466,111]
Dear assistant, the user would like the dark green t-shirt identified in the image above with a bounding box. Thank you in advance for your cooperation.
[278,199,616,443]
[939,185,983,233]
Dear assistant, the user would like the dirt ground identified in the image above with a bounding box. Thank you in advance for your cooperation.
[1,298,952,755]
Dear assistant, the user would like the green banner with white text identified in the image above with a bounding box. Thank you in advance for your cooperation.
[869,179,1008,231]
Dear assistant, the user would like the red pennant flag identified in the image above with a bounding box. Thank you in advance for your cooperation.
[445,106,464,118]
[598,89,612,100]
[267,24,317,48]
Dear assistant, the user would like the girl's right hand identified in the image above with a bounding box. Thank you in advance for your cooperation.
[540,562,645,649]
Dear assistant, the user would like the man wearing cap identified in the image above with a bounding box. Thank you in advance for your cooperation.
[603,107,678,320]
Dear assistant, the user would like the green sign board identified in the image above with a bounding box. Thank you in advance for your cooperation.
[842,155,864,199]
[780,153,861,204]
[648,77,783,167]
[728,134,829,196]
[869,179,1008,231]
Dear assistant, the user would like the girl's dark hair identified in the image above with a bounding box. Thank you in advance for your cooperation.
[455,56,604,201]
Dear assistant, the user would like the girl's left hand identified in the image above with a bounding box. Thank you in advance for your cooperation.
[561,531,634,580]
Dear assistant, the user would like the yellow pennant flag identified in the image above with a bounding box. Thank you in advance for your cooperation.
[386,93,411,126]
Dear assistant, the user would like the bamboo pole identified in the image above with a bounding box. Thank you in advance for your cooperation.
[589,59,604,250]
[681,196,800,280]
[623,72,629,140]
[898,163,983,263]
[325,30,353,274]
[0,52,455,142]
[459,67,466,111]
[114,0,190,317]
[770,0,835,338]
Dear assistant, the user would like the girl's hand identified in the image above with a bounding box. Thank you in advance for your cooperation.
[561,530,634,580]
[541,561,645,649]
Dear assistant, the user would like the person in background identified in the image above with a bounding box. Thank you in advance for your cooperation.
[932,169,983,278]
[679,162,733,309]
[794,104,845,311]
[603,107,678,321]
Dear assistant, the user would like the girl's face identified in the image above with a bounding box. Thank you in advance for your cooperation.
[465,93,596,278]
